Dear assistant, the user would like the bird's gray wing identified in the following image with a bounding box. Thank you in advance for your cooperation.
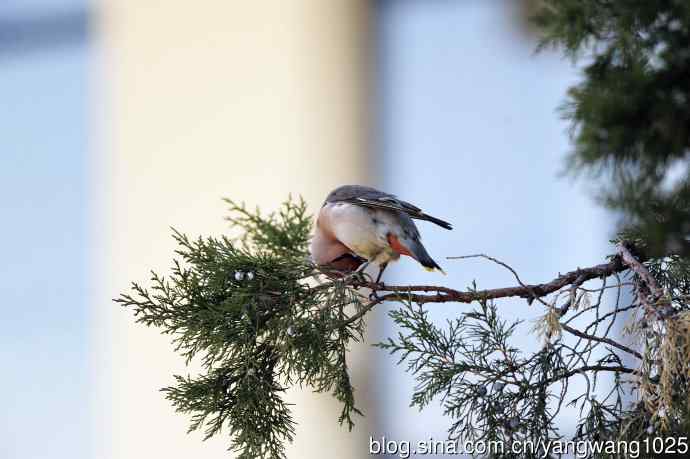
[325,185,453,230]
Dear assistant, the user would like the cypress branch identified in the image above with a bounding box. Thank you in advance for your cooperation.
[116,196,690,458]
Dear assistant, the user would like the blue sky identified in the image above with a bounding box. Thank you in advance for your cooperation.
[374,0,613,447]
[0,2,90,458]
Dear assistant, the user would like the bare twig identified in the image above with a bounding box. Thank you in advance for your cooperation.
[542,364,636,387]
[448,253,548,306]
[561,323,643,360]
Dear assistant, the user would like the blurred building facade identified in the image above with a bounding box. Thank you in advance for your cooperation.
[0,2,90,459]
[94,1,373,458]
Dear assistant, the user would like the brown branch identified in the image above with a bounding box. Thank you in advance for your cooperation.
[330,255,629,330]
[351,256,626,306]
[616,243,662,297]
[330,296,384,330]
[616,242,668,319]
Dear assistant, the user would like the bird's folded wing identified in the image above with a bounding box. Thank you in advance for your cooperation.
[343,195,453,230]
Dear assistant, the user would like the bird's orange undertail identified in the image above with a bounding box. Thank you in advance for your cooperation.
[387,233,413,257]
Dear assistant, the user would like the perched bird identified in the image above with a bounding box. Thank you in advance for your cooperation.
[310,185,452,281]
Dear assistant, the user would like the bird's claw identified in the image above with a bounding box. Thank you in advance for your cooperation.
[342,269,369,287]
[352,270,368,285]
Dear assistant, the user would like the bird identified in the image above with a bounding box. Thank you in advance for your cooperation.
[309,185,452,282]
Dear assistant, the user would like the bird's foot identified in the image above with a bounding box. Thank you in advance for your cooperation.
[368,289,382,302]
[354,260,370,273]
[341,268,370,287]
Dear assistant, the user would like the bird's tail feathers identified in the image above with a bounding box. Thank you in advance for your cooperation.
[418,213,453,230]
[405,238,446,274]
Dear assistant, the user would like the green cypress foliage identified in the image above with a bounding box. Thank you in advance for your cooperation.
[116,199,365,458]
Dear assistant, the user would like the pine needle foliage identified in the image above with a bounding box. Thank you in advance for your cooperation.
[533,0,690,258]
